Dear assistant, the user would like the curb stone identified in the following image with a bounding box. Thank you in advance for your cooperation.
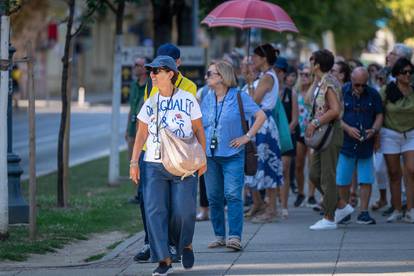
[0,231,144,271]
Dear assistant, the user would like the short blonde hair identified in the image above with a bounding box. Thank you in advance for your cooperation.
[214,61,238,88]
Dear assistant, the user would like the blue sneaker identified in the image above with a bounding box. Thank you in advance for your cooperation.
[338,214,352,225]
[181,247,194,269]
[356,211,376,225]
[152,262,173,276]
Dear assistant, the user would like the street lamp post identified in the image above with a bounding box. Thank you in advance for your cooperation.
[7,45,28,224]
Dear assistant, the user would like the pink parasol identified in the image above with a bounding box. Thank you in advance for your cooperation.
[201,0,299,53]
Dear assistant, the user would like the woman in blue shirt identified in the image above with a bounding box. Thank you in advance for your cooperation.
[201,61,266,251]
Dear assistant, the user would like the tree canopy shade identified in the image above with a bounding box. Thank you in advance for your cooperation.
[383,0,414,42]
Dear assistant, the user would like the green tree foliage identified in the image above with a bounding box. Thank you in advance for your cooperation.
[0,0,20,15]
[382,0,414,42]
[270,0,388,55]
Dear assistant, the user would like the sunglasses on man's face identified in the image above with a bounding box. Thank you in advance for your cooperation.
[400,69,413,76]
[148,67,169,75]
[300,72,310,77]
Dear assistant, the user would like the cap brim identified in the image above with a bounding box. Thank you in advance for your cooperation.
[144,61,161,68]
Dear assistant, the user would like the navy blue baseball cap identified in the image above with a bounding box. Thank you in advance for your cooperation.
[145,55,178,72]
[157,43,180,60]
[275,57,288,72]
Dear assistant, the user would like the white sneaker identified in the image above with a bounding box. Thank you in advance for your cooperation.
[334,204,354,224]
[387,210,403,223]
[309,218,337,230]
[403,209,414,223]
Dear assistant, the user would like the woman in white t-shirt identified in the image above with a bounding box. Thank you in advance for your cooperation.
[130,55,206,276]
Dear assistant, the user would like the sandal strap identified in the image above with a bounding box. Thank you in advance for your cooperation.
[226,238,242,250]
[208,239,225,248]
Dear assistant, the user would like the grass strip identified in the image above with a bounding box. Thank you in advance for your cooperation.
[0,151,142,261]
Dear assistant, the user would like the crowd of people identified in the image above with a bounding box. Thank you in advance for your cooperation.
[126,42,414,276]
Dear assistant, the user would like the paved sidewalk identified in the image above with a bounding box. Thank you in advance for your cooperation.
[1,205,414,276]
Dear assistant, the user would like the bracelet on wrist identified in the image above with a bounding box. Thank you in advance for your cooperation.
[246,132,252,140]
[311,119,321,128]
[129,160,139,168]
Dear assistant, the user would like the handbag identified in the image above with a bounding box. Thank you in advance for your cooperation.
[159,128,206,179]
[304,84,334,151]
[236,91,257,176]
[273,98,293,154]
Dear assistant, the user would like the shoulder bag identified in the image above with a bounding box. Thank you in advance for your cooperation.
[304,84,334,152]
[273,98,293,154]
[160,128,206,180]
[236,91,257,176]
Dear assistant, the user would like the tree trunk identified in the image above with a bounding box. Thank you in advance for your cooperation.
[0,15,10,240]
[175,0,193,45]
[152,0,172,52]
[57,0,75,207]
[108,1,125,185]
[27,41,37,240]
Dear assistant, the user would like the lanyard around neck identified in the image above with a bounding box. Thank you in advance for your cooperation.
[214,89,229,130]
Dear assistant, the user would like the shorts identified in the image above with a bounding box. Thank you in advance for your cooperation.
[296,135,305,145]
[336,153,374,186]
[380,128,414,154]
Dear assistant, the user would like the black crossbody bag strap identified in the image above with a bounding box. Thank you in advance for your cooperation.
[236,92,250,134]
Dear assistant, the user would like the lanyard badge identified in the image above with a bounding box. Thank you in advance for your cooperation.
[154,145,161,160]
[210,90,228,152]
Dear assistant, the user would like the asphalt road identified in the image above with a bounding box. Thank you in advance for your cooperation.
[11,104,129,180]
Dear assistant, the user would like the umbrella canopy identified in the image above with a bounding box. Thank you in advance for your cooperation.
[201,0,299,33]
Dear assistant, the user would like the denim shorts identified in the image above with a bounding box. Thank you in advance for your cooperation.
[380,128,414,154]
[336,153,374,185]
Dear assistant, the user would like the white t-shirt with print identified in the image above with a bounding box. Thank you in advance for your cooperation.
[137,89,202,163]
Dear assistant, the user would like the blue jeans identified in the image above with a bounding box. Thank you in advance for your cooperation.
[143,162,198,262]
[205,152,244,240]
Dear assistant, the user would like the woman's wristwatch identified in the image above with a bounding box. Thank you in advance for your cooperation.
[246,132,252,140]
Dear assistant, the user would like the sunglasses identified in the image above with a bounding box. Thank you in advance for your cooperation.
[206,71,220,78]
[300,73,310,77]
[400,69,413,76]
[353,83,367,88]
[147,67,169,75]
